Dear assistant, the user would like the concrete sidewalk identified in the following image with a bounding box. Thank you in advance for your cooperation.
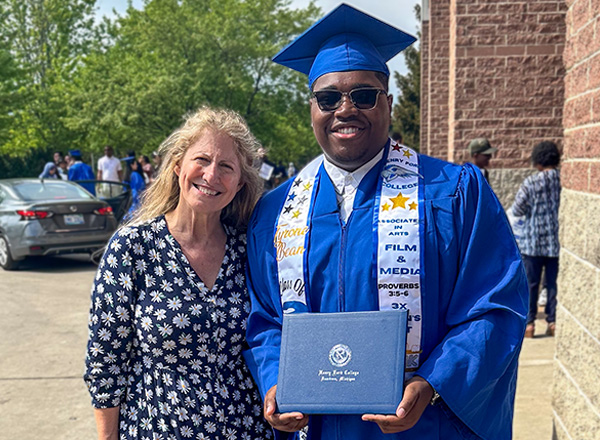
[513,314,556,440]
[0,255,556,439]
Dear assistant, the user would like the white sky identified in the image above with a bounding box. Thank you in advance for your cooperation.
[95,0,420,97]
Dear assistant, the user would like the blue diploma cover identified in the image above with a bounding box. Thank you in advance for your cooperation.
[276,310,408,414]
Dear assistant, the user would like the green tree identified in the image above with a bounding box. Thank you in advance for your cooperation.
[391,4,420,151]
[0,0,97,176]
[64,0,321,167]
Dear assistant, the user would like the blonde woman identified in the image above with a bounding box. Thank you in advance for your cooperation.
[84,107,271,440]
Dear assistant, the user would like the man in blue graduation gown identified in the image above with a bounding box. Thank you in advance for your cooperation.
[68,149,96,196]
[244,4,528,439]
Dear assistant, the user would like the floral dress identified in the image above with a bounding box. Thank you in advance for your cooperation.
[84,216,273,440]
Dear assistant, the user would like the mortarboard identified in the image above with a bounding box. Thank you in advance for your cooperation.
[68,149,81,157]
[273,3,417,88]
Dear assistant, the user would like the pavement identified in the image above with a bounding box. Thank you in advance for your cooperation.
[0,254,556,439]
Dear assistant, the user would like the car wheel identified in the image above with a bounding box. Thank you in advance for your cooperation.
[0,235,19,270]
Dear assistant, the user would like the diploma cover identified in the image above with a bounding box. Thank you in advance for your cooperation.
[276,310,408,414]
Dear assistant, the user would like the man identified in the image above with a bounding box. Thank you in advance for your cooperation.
[244,4,527,440]
[96,145,123,197]
[467,137,497,182]
[68,149,96,196]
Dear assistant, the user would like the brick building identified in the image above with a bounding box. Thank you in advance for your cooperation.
[421,0,600,438]
[553,0,600,437]
[421,0,566,206]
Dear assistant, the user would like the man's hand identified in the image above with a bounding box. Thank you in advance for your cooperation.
[361,376,434,434]
[263,385,309,432]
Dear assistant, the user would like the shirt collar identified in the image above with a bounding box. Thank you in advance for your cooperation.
[323,149,384,195]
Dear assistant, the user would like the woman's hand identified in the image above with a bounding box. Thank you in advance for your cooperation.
[94,406,120,440]
[361,376,434,434]
[263,385,309,432]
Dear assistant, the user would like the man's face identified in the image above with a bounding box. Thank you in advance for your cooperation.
[473,153,492,168]
[104,146,113,157]
[310,70,392,172]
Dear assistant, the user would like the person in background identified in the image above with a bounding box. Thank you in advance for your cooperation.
[391,131,403,144]
[53,151,63,166]
[511,141,561,338]
[244,4,528,440]
[138,154,154,184]
[97,145,123,197]
[67,149,96,196]
[286,162,297,179]
[151,150,162,179]
[467,137,497,182]
[121,156,146,222]
[84,106,270,440]
[39,162,58,179]
[57,160,68,180]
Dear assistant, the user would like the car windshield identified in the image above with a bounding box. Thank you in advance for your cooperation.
[12,181,94,201]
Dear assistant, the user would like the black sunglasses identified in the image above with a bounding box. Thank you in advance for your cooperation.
[312,87,387,112]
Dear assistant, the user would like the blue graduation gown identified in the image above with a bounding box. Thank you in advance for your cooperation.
[68,161,96,196]
[244,153,528,440]
[123,172,146,221]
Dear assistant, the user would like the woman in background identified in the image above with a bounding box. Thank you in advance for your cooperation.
[84,106,270,440]
[121,157,146,222]
[512,141,561,338]
[39,162,58,179]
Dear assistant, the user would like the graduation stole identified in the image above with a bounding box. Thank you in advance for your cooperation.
[274,140,422,373]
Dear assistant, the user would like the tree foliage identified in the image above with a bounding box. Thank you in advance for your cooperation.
[0,0,321,178]
[391,4,420,151]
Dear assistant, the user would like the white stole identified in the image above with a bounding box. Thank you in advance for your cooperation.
[274,140,423,374]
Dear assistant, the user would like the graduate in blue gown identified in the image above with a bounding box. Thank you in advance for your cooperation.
[120,156,146,222]
[243,4,528,440]
[67,149,96,196]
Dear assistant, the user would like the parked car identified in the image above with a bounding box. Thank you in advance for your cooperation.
[0,178,118,270]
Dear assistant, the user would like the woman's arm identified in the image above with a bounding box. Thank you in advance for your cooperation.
[94,407,120,440]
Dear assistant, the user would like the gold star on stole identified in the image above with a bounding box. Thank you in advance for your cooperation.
[382,203,391,211]
[292,210,301,219]
[390,192,410,209]
[409,201,418,210]
[303,182,312,191]
[403,149,413,158]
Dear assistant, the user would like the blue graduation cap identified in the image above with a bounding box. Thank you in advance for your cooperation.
[273,3,417,88]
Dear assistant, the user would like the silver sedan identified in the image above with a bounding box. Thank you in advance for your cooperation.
[0,178,118,270]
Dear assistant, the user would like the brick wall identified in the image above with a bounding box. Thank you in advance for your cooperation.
[452,0,566,168]
[421,3,430,155]
[421,0,566,207]
[553,0,600,437]
[421,0,451,158]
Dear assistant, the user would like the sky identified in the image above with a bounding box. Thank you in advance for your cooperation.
[95,0,420,97]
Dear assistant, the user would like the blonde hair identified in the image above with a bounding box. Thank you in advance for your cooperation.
[129,106,263,228]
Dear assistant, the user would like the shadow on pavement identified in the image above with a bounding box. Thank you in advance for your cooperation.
[11,254,98,273]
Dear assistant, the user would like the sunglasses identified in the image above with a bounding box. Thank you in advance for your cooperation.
[312,87,388,112]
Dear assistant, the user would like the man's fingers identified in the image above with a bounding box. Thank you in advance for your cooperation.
[397,384,419,418]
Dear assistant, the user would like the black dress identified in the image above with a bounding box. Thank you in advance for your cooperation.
[84,216,273,439]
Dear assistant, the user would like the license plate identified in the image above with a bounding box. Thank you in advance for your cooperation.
[64,214,84,225]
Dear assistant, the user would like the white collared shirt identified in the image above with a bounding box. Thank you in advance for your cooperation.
[323,149,384,223]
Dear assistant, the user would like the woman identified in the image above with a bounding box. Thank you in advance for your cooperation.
[39,162,58,179]
[84,107,269,440]
[121,158,147,222]
[511,141,561,338]
[138,154,155,184]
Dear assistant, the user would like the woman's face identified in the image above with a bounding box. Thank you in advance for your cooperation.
[175,130,243,216]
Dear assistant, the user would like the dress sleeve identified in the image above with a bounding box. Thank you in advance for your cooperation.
[84,227,138,408]
[243,202,284,400]
[416,164,528,439]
